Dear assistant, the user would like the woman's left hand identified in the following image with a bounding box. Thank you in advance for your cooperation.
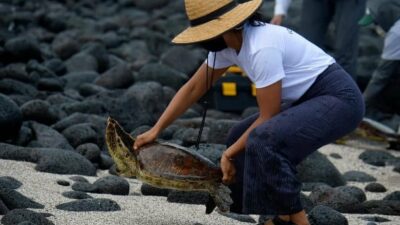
[220,153,236,184]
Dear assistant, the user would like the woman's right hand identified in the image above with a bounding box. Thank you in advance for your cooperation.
[133,128,159,150]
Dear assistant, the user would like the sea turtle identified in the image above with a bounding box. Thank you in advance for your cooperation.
[105,117,233,214]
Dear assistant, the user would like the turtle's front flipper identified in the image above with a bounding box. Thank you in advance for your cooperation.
[106,117,138,178]
[208,184,233,214]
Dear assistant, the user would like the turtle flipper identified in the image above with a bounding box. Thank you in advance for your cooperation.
[106,117,137,178]
[209,184,233,214]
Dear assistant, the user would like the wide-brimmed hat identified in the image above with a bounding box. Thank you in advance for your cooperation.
[172,0,263,44]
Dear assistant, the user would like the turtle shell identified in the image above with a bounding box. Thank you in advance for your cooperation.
[137,142,222,181]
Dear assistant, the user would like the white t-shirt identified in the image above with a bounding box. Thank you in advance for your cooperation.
[382,19,400,60]
[206,23,335,106]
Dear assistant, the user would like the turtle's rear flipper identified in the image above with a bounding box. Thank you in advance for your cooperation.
[205,195,216,214]
[209,184,233,214]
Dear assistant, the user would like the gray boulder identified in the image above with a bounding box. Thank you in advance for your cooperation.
[309,185,366,212]
[4,37,42,62]
[308,205,348,225]
[0,177,22,189]
[95,63,133,89]
[137,63,188,90]
[0,188,44,210]
[62,191,93,200]
[1,209,54,225]
[37,78,64,92]
[141,184,170,196]
[35,148,96,176]
[0,64,34,83]
[62,71,99,89]
[133,0,169,10]
[167,191,210,205]
[52,35,80,60]
[161,46,204,75]
[62,123,98,147]
[341,200,400,215]
[0,94,22,140]
[0,79,38,96]
[56,198,120,212]
[79,83,108,97]
[383,191,400,201]
[93,176,130,195]
[343,171,377,182]
[20,100,59,124]
[297,152,346,187]
[28,122,73,150]
[208,119,238,144]
[65,52,98,73]
[76,143,101,163]
[365,183,387,193]
[359,150,395,167]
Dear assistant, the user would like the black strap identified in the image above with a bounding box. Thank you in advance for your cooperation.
[190,1,237,26]
[195,52,217,149]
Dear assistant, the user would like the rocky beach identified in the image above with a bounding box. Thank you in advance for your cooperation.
[1,0,400,224]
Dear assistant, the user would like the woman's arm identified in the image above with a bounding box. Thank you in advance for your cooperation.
[221,80,282,183]
[134,63,227,149]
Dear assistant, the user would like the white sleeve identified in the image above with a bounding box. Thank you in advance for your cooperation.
[251,47,285,88]
[274,0,292,16]
[205,51,234,69]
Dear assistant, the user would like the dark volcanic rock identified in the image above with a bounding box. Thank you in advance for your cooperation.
[0,143,37,162]
[95,63,134,89]
[309,185,366,212]
[359,150,395,167]
[20,100,59,124]
[160,46,204,75]
[79,83,108,97]
[0,94,22,140]
[72,182,97,193]
[383,191,400,201]
[342,200,400,215]
[1,209,54,225]
[44,58,66,75]
[0,79,38,96]
[343,171,377,182]
[208,119,238,144]
[141,184,170,197]
[69,176,89,183]
[0,188,44,210]
[93,176,130,195]
[4,37,42,62]
[137,63,188,90]
[0,177,22,189]
[62,71,99,89]
[329,153,342,159]
[0,64,33,83]
[35,148,96,176]
[133,0,169,10]
[218,211,257,223]
[0,199,8,215]
[308,205,348,225]
[62,123,98,147]
[365,183,387,193]
[56,198,121,211]
[57,180,70,186]
[52,35,80,60]
[37,78,64,92]
[301,182,330,192]
[167,191,209,205]
[28,122,73,150]
[189,143,225,165]
[297,152,346,187]
[62,100,106,115]
[76,143,101,163]
[62,191,93,200]
[65,52,98,73]
[52,113,106,132]
[360,216,391,223]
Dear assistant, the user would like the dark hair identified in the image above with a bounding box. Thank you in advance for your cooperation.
[234,12,268,29]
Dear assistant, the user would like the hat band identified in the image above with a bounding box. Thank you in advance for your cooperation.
[190,1,237,26]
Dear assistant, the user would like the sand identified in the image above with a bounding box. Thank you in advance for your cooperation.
[0,143,399,225]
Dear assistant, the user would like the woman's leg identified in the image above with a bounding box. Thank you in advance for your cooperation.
[225,112,259,213]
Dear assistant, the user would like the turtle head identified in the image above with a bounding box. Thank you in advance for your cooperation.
[106,117,138,178]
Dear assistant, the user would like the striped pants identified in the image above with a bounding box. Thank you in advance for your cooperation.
[226,63,364,215]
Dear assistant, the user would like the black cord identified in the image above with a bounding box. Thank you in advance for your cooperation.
[195,52,217,149]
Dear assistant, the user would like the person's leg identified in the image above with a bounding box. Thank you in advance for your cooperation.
[225,112,259,213]
[363,59,400,109]
[333,0,366,79]
[299,0,333,48]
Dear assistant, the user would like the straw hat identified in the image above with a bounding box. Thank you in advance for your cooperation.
[172,0,263,44]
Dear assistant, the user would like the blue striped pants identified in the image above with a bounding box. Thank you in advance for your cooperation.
[226,63,364,215]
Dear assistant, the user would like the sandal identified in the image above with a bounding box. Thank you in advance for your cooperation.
[266,216,296,225]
